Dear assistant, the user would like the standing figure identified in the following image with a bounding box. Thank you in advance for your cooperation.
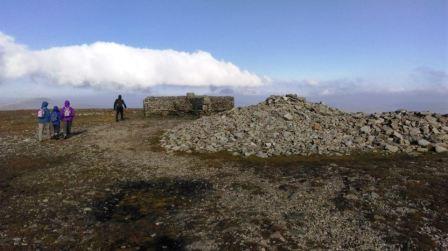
[61,100,75,139]
[114,95,127,122]
[50,106,62,139]
[37,101,51,141]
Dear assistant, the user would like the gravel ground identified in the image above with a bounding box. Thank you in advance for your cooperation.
[0,110,447,250]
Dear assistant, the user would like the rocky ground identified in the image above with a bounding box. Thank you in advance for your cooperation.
[162,95,448,157]
[0,109,447,250]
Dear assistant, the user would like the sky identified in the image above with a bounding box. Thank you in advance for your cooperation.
[0,0,447,111]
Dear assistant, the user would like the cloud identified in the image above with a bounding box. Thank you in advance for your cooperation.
[254,68,448,97]
[409,67,448,91]
[1,32,446,101]
[231,78,374,97]
[0,32,265,89]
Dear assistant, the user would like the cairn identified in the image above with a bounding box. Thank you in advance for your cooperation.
[161,94,448,157]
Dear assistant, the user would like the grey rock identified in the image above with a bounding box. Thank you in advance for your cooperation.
[435,145,447,153]
[343,140,353,147]
[393,131,403,139]
[417,139,430,147]
[416,147,428,153]
[360,126,371,134]
[283,113,293,121]
[256,152,269,158]
[409,128,420,136]
[384,144,399,153]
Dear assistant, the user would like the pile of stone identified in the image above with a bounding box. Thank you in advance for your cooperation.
[161,94,448,157]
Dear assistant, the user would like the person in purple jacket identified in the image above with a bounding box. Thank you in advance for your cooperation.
[61,100,75,139]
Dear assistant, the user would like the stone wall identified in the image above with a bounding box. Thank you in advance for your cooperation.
[143,93,234,117]
[209,96,235,112]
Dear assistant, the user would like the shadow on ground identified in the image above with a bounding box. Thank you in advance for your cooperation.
[89,178,213,250]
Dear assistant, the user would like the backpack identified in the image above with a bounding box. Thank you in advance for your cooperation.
[116,99,124,108]
[64,108,72,117]
[37,108,45,118]
[51,112,59,122]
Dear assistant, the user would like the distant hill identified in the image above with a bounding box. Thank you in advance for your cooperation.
[0,94,147,110]
[313,92,448,114]
[1,91,447,113]
[0,98,57,110]
[0,97,111,110]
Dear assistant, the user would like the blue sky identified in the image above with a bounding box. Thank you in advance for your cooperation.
[0,0,447,110]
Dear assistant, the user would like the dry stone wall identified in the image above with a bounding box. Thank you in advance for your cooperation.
[143,93,234,117]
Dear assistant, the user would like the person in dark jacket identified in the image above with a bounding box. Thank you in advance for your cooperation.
[37,101,51,141]
[114,95,127,122]
[50,106,62,139]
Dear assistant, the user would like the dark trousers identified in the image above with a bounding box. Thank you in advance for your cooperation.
[116,108,124,121]
[53,124,60,136]
[64,121,72,136]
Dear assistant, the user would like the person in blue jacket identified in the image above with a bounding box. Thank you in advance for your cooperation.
[37,101,51,141]
[50,106,62,139]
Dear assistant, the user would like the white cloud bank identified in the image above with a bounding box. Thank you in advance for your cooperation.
[0,32,264,89]
[1,31,446,101]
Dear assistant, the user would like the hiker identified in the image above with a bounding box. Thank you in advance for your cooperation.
[50,106,62,139]
[61,100,75,139]
[37,101,51,141]
[114,94,127,122]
